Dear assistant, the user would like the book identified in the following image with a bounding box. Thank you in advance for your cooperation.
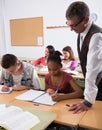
[15,89,56,106]
[0,105,40,130]
[0,86,13,94]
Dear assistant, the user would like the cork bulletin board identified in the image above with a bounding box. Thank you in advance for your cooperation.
[10,17,44,46]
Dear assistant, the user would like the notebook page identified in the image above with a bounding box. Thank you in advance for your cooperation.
[33,93,56,106]
[15,89,45,101]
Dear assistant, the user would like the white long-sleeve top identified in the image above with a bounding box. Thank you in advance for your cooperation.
[81,22,102,104]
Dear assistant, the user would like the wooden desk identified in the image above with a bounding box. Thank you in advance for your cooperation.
[37,68,84,80]
[79,101,102,130]
[11,99,52,111]
[0,90,56,130]
[37,69,48,76]
[0,89,50,111]
[50,99,86,127]
[11,91,86,128]
[0,90,27,103]
[12,98,86,128]
[0,89,87,129]
[8,104,56,130]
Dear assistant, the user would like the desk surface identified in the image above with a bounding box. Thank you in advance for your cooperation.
[12,97,85,127]
[11,99,52,111]
[2,90,86,128]
[79,101,102,130]
[50,99,86,127]
[0,90,27,103]
[37,68,84,80]
[0,90,56,130]
[2,89,102,130]
[8,104,56,130]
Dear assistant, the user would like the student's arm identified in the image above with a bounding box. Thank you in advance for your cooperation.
[13,69,41,91]
[1,85,10,92]
[31,57,42,66]
[70,60,78,70]
[51,79,83,102]
[13,84,33,91]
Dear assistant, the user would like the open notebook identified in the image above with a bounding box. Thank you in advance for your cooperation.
[15,89,56,106]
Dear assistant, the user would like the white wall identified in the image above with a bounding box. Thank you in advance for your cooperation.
[0,0,102,58]
[0,0,7,56]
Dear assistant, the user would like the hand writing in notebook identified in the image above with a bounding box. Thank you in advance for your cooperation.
[51,89,64,102]
[46,88,61,102]
[46,88,55,95]
[1,85,10,92]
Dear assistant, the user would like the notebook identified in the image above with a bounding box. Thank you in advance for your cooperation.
[15,89,56,106]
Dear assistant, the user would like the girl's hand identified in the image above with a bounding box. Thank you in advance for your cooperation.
[51,93,63,102]
[46,88,55,95]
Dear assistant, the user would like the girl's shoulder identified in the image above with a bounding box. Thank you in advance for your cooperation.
[63,71,73,79]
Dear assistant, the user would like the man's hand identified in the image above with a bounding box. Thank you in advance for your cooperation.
[69,102,90,113]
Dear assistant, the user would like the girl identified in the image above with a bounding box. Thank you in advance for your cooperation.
[45,52,83,102]
[62,46,78,70]
[31,45,55,68]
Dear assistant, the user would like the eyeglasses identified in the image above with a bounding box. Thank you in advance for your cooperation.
[66,18,84,29]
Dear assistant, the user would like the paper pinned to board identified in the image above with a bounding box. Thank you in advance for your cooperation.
[37,36,43,45]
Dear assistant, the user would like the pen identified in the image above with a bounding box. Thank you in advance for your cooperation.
[66,104,71,107]
[55,89,59,93]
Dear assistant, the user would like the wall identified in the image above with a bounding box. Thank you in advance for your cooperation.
[0,0,7,56]
[0,0,102,59]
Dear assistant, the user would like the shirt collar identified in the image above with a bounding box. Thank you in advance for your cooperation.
[80,21,92,40]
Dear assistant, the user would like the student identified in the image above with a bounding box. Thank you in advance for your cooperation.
[62,46,78,71]
[45,52,83,102]
[31,45,55,68]
[65,1,102,113]
[0,54,41,91]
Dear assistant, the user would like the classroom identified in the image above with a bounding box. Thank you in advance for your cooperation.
[0,0,101,59]
[0,0,102,130]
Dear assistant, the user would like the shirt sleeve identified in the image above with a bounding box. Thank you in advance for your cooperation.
[84,32,102,104]
[70,60,78,70]
[31,57,43,66]
[32,69,41,90]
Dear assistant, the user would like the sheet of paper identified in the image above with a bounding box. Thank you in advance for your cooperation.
[33,93,56,106]
[0,104,6,112]
[64,70,79,75]
[15,89,45,101]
